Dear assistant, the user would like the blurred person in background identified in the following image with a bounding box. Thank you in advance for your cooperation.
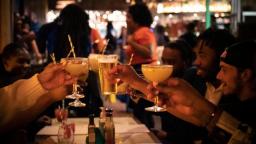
[104,21,117,54]
[117,26,127,63]
[161,40,193,77]
[154,24,170,46]
[124,2,158,129]
[179,20,198,49]
[37,4,91,62]
[90,26,105,54]
[14,15,43,61]
[125,2,157,74]
[0,43,31,88]
[179,20,198,61]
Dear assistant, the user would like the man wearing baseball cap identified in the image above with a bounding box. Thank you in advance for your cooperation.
[217,40,256,128]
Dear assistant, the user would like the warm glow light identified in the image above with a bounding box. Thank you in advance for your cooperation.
[157,1,231,13]
[46,10,59,22]
[56,0,75,9]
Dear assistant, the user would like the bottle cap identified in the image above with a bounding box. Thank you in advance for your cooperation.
[105,107,113,117]
[105,107,113,113]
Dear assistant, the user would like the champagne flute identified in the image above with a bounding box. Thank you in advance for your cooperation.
[142,64,173,112]
[61,57,89,107]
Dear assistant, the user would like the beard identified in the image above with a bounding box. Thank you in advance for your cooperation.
[222,77,242,96]
[197,60,220,83]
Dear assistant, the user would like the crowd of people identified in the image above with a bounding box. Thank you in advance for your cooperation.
[1,2,256,144]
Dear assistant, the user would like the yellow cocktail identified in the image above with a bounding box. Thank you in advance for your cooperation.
[142,64,173,112]
[61,57,89,107]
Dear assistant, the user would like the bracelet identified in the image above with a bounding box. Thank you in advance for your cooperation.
[205,106,217,125]
[206,107,222,133]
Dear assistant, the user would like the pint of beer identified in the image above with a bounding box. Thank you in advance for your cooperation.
[98,55,118,95]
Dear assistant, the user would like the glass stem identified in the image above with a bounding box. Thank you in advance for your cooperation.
[154,96,158,106]
[153,81,158,106]
[73,82,77,95]
[62,99,65,109]
[153,81,158,112]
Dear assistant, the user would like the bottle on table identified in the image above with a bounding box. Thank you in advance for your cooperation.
[104,107,115,144]
[88,114,96,144]
[99,107,106,135]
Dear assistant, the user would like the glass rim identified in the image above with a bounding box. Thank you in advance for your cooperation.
[142,64,173,68]
[98,54,118,61]
[98,54,118,57]
[61,57,88,60]
[88,53,101,57]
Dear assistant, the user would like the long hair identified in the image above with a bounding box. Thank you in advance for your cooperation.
[54,4,91,60]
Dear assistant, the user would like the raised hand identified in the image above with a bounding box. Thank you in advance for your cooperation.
[153,78,215,126]
[38,63,76,91]
[108,64,140,85]
[108,64,152,97]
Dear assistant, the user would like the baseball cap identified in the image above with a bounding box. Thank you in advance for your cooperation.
[220,40,256,70]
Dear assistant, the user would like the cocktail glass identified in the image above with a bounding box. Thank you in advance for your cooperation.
[61,57,89,107]
[141,64,173,112]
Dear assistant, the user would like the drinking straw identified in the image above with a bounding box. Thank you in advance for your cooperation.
[50,53,65,109]
[101,39,109,55]
[128,53,134,65]
[67,34,76,58]
[50,53,56,64]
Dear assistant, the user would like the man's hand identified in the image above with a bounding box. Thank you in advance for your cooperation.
[155,78,200,115]
[38,63,76,91]
[153,78,216,127]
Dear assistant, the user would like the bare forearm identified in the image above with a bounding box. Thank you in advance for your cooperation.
[129,41,151,58]
[129,77,150,96]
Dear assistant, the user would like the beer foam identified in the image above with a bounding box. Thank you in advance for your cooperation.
[98,58,117,63]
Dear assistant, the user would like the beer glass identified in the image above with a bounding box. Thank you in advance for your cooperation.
[98,55,118,96]
[88,53,101,73]
[61,57,89,107]
[142,64,173,112]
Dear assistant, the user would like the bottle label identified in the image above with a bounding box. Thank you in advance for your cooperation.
[88,128,95,143]
[105,127,115,144]
[99,121,105,135]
